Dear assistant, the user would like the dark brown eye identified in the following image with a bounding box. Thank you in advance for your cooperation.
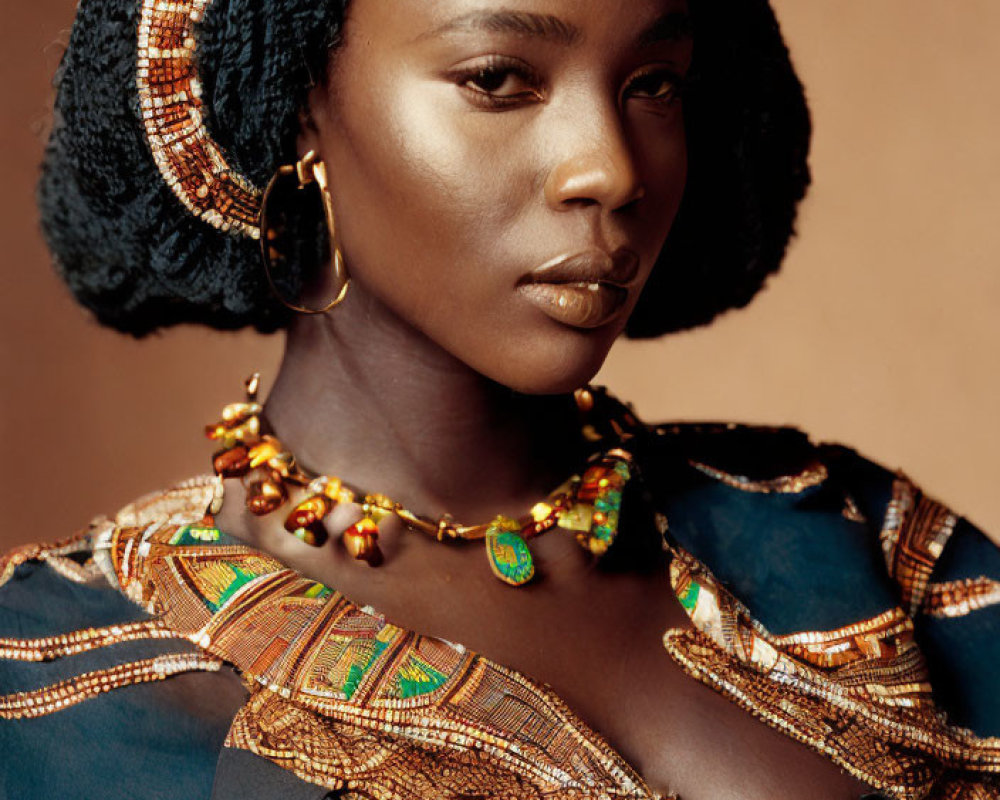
[467,68,513,93]
[451,56,544,108]
[626,69,681,102]
[464,67,537,99]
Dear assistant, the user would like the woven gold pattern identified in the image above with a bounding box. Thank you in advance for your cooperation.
[664,547,1000,799]
[0,652,222,720]
[881,477,958,614]
[922,578,1000,619]
[136,0,261,238]
[0,619,181,661]
[226,687,672,799]
[2,470,999,798]
[106,518,658,799]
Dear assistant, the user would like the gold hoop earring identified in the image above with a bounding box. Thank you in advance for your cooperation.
[259,149,351,314]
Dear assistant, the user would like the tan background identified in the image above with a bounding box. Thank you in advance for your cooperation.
[2,2,998,550]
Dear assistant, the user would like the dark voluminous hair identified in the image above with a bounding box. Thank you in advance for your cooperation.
[38,0,811,338]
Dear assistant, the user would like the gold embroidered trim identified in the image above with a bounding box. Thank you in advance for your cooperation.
[688,460,829,494]
[106,520,659,799]
[664,547,1000,798]
[922,578,1000,619]
[226,686,674,800]
[842,494,868,524]
[136,0,261,238]
[0,620,183,661]
[770,607,921,671]
[0,652,222,720]
[4,475,997,799]
[881,477,958,614]
[0,529,99,589]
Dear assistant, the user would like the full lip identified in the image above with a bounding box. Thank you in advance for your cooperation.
[519,248,641,289]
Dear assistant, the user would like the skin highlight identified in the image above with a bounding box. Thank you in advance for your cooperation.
[217,1,876,797]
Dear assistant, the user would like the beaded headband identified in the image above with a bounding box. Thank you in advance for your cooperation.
[136,0,262,239]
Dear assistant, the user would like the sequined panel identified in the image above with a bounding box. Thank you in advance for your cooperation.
[136,0,261,237]
[880,478,958,614]
[4,473,1000,800]
[664,547,1000,798]
[922,578,1000,619]
[688,460,829,494]
[0,653,222,720]
[0,620,182,661]
[105,522,656,798]
[226,690,674,800]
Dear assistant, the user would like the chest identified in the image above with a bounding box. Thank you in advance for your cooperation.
[316,542,871,800]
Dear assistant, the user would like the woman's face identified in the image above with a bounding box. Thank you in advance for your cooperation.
[306,0,692,393]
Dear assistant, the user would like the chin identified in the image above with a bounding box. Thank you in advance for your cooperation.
[480,327,620,396]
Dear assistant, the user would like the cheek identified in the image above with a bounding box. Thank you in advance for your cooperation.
[325,77,530,322]
[634,110,689,253]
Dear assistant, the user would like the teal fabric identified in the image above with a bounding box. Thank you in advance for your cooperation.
[211,747,333,800]
[918,518,1000,737]
[825,445,1000,737]
[640,432,1000,738]
[0,563,230,800]
[663,478,898,633]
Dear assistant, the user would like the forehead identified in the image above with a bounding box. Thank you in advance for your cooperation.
[353,0,692,50]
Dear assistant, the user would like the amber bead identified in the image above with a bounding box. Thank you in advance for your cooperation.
[248,437,282,468]
[522,518,556,538]
[308,476,342,501]
[284,495,332,533]
[221,402,262,424]
[343,519,382,565]
[285,508,318,531]
[245,476,287,515]
[213,446,251,478]
[290,522,328,547]
[205,416,260,446]
[267,450,296,479]
[574,388,595,412]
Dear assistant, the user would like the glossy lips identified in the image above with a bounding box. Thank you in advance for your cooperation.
[518,250,639,329]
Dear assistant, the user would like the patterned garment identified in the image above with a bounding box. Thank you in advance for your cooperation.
[1,430,999,799]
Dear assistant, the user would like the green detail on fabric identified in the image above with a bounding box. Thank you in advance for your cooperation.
[614,462,631,480]
[170,525,222,546]
[209,564,258,612]
[396,656,449,699]
[342,664,366,701]
[678,581,701,612]
[485,529,535,586]
[303,583,332,599]
[342,638,389,700]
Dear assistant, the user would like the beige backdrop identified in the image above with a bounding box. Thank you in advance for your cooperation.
[2,2,998,550]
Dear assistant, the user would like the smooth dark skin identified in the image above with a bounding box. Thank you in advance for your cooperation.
[216,1,875,797]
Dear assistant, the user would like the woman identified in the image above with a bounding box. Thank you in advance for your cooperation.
[1,0,998,798]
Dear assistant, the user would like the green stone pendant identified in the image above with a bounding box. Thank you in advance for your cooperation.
[484,517,535,587]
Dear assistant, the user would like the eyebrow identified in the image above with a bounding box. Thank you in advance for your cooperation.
[637,12,693,48]
[421,10,582,46]
[419,8,692,49]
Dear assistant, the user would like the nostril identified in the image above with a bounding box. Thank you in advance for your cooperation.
[560,196,601,209]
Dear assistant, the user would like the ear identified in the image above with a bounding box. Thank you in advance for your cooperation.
[297,70,340,161]
[296,99,323,161]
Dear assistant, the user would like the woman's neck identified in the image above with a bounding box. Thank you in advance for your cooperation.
[264,287,589,522]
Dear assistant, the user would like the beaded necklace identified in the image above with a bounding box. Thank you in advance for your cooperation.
[206,375,639,587]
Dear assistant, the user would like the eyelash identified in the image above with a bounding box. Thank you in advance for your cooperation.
[452,56,542,109]
[452,57,685,111]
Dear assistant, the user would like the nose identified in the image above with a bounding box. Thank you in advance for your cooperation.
[544,102,645,212]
